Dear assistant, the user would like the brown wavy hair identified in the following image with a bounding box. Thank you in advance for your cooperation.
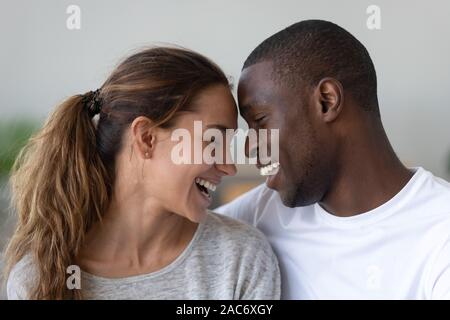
[3,46,229,299]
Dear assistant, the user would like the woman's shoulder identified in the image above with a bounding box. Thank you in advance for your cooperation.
[204,210,265,237]
[200,211,275,257]
[199,211,281,299]
[6,254,36,299]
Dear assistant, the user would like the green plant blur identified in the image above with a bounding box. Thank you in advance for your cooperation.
[0,120,39,177]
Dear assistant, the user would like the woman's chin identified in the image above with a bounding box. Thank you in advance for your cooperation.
[185,208,208,224]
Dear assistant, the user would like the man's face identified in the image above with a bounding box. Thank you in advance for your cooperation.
[238,61,335,207]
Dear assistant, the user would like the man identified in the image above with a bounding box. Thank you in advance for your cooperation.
[216,20,450,299]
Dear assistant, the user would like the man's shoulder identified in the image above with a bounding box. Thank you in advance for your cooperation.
[222,183,275,205]
[214,183,280,223]
[415,168,450,215]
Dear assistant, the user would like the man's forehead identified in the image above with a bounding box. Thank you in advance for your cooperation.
[239,61,274,87]
[238,61,276,106]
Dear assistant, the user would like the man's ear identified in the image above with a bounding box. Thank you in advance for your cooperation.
[313,77,344,123]
[130,116,157,159]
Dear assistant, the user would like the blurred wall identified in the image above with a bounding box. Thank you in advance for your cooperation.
[1,0,449,180]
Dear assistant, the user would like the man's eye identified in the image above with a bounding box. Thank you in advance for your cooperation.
[255,116,266,123]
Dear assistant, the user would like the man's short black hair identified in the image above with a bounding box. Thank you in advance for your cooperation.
[243,20,379,115]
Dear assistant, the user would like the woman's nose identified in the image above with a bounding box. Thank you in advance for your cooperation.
[216,163,237,177]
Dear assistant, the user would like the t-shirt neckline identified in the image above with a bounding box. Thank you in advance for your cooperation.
[314,167,428,228]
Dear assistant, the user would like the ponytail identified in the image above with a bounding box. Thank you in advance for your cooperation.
[4,93,110,299]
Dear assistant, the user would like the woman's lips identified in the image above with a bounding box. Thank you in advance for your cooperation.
[194,180,212,204]
[195,177,217,192]
[194,177,219,206]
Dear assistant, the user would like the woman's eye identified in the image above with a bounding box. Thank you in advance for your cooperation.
[208,136,221,145]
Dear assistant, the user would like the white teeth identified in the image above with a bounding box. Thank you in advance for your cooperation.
[259,162,280,176]
[195,178,217,192]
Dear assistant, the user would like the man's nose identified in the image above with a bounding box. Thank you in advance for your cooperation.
[245,135,258,159]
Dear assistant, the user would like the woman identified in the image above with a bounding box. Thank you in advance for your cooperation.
[4,47,280,299]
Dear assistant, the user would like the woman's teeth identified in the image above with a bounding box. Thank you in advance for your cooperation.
[195,178,217,192]
[260,162,280,176]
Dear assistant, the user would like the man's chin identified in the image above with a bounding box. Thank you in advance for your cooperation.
[277,189,298,208]
[267,179,310,207]
[278,188,316,208]
[267,180,293,206]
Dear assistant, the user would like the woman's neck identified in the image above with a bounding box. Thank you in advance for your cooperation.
[77,192,198,278]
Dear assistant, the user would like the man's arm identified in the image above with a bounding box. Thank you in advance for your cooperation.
[428,235,450,299]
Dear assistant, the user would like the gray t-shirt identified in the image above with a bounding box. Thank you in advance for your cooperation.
[7,212,280,299]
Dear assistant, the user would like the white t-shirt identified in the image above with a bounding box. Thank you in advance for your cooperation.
[216,167,450,299]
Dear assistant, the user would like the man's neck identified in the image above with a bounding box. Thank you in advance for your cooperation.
[319,127,414,217]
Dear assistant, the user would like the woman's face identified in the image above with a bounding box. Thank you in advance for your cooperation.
[141,84,238,222]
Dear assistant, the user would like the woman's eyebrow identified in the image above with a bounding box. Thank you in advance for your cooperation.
[205,124,230,132]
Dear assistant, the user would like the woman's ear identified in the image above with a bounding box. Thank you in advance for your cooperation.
[131,116,157,159]
[313,77,344,123]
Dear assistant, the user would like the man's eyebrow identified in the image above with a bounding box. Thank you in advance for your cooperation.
[238,103,253,117]
[240,102,270,117]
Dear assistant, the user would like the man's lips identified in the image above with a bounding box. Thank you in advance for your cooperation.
[257,161,281,176]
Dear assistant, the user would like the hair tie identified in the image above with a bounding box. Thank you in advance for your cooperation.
[82,89,102,117]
